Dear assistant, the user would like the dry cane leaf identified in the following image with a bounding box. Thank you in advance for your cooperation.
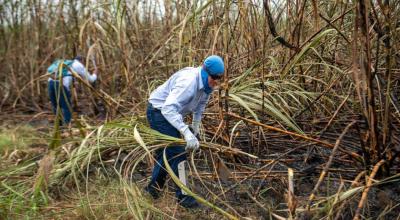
[216,157,231,183]
[34,152,55,191]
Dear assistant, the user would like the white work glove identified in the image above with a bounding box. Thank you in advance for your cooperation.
[190,120,201,136]
[180,127,199,151]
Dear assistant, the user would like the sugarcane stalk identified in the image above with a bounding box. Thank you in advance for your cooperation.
[228,112,361,160]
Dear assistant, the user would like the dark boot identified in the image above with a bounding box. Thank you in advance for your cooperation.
[178,195,200,209]
[145,185,161,199]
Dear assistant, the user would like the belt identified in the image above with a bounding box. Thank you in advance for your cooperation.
[49,74,58,80]
[49,74,72,81]
[148,103,161,112]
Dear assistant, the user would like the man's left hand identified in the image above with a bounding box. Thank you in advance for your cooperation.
[190,120,201,139]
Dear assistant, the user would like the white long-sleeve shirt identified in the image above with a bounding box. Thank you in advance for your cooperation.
[149,67,210,133]
[48,59,97,90]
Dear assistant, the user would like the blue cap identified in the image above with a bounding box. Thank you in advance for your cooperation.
[203,55,224,76]
[74,55,84,62]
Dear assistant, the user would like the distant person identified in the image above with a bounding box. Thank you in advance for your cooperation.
[145,55,224,208]
[47,55,98,125]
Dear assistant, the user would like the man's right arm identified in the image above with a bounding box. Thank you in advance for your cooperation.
[161,76,200,150]
[72,61,97,83]
[161,77,195,133]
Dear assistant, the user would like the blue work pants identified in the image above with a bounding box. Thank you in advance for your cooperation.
[146,103,187,199]
[48,80,72,125]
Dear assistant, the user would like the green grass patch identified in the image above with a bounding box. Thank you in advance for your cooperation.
[0,125,46,154]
